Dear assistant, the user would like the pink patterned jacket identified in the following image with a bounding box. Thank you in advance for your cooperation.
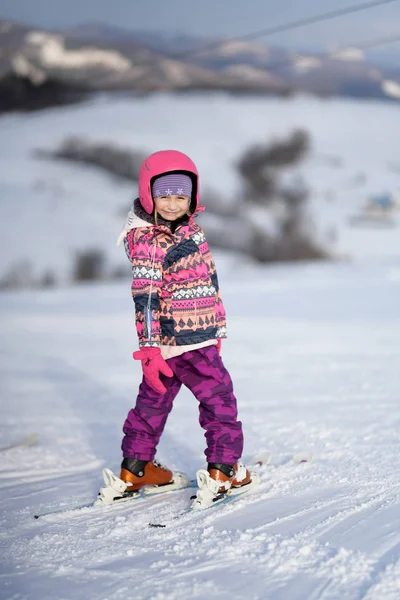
[123,199,227,353]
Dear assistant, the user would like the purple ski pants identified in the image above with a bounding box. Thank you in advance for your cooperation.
[121,345,244,464]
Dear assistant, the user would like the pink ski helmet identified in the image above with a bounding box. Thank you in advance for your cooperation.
[138,150,200,214]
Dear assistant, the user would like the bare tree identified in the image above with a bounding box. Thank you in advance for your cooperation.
[73,249,105,282]
[237,129,309,204]
[235,130,329,262]
[36,137,146,183]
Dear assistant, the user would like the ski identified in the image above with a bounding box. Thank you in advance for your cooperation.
[149,477,261,528]
[32,456,269,521]
[33,451,312,522]
[148,450,312,527]
[34,484,196,520]
[0,432,38,453]
[33,469,195,520]
[291,451,313,464]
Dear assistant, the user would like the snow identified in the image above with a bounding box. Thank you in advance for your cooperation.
[225,63,279,83]
[382,79,400,99]
[330,48,364,62]
[1,93,400,598]
[293,56,322,71]
[1,256,400,599]
[12,54,47,84]
[214,40,270,57]
[161,59,193,85]
[25,32,132,71]
[1,93,399,286]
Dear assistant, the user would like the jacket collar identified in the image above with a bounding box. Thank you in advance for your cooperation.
[133,198,191,232]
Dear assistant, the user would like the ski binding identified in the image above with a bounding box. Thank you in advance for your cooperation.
[191,467,261,510]
[95,467,191,505]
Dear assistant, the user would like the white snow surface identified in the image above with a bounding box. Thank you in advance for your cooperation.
[25,32,132,71]
[1,93,400,284]
[1,254,400,599]
[1,94,400,599]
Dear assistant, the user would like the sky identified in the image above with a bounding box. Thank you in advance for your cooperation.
[0,0,400,53]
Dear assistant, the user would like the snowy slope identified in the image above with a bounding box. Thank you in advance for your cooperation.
[1,93,400,285]
[1,255,400,599]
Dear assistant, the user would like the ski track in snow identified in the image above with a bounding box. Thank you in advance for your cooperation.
[1,96,400,599]
[1,258,399,600]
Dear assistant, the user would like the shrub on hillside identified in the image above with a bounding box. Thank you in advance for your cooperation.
[73,249,105,282]
[235,129,328,262]
[36,137,146,183]
[0,260,35,290]
[237,129,309,201]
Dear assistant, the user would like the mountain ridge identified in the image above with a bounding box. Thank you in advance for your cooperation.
[0,18,399,108]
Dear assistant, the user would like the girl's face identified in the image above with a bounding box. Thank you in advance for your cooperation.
[154,194,190,220]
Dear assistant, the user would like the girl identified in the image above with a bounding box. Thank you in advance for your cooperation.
[111,150,253,508]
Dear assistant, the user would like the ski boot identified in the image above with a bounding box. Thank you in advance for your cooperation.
[95,458,190,505]
[191,462,259,510]
[120,458,174,491]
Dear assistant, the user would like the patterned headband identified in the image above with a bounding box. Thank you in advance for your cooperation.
[151,173,192,198]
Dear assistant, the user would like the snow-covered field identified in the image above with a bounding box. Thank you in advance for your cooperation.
[0,93,400,285]
[1,94,400,599]
[1,255,400,599]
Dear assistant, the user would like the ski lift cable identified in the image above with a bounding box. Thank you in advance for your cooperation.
[249,32,400,74]
[351,32,400,49]
[168,0,400,60]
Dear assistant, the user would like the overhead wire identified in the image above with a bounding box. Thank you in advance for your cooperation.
[166,0,400,60]
[345,31,400,50]
[127,0,400,91]
[246,32,400,75]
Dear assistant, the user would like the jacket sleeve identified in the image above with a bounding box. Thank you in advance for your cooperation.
[125,229,164,347]
[214,279,227,338]
[201,233,227,339]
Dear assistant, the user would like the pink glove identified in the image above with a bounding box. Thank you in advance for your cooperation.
[216,339,222,355]
[133,347,173,394]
